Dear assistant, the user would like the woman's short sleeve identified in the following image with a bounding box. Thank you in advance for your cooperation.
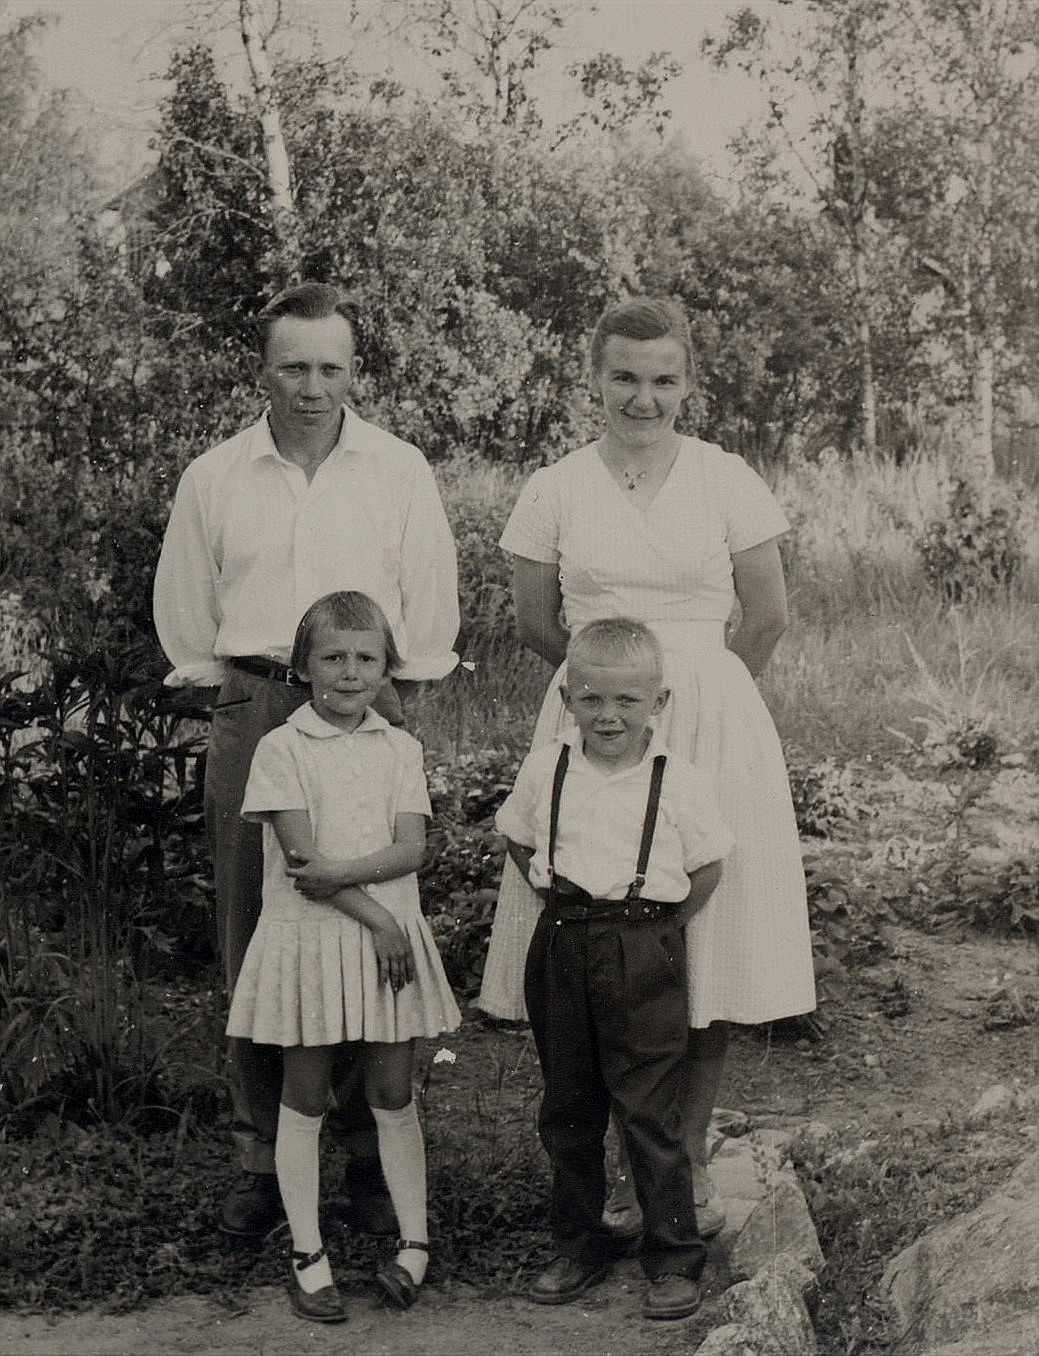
[241,730,307,821]
[715,450,791,553]
[499,467,560,564]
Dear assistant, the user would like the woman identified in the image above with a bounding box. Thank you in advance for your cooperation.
[476,297,816,1238]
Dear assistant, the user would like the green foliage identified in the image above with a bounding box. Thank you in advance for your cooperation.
[0,660,212,1125]
[917,479,1023,603]
[423,746,525,996]
[788,753,875,837]
[803,860,898,1005]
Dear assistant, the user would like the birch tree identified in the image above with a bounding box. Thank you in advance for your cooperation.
[237,0,302,283]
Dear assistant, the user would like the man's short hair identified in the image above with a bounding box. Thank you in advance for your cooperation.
[566,617,664,683]
[254,282,362,358]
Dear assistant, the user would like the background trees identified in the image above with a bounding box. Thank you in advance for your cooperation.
[1,0,1036,656]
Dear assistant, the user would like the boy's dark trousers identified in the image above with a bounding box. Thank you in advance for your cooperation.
[524,889,707,1281]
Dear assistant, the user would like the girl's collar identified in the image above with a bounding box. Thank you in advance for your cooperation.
[287,703,391,738]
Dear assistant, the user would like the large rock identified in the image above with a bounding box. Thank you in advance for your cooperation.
[694,1325,759,1355]
[729,1174,826,1282]
[913,1310,1039,1356]
[717,1255,818,1356]
[880,1151,1039,1354]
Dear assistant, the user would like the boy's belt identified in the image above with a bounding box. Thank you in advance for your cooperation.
[548,875,674,925]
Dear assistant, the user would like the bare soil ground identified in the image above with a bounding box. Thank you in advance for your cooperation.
[2,764,1036,1356]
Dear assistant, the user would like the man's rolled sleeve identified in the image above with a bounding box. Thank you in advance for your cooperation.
[153,472,225,687]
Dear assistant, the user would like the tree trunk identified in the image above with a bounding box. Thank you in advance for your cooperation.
[841,33,877,458]
[852,229,877,457]
[970,339,997,485]
[239,0,302,285]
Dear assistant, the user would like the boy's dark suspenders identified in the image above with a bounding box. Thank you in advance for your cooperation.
[546,743,570,887]
[629,752,667,901]
[546,742,668,904]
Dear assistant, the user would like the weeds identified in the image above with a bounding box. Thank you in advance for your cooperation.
[0,657,212,1125]
[917,479,1022,604]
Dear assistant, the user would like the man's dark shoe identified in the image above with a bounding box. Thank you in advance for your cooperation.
[219,1171,285,1238]
[343,1156,397,1236]
[642,1274,701,1321]
[528,1255,611,1305]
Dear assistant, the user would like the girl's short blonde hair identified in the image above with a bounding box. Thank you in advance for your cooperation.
[290,591,401,677]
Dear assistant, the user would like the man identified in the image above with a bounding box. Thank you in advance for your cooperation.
[154,282,459,1237]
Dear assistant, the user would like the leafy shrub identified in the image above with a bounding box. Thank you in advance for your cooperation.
[423,747,525,996]
[924,854,1039,938]
[803,859,898,1003]
[0,657,213,1125]
[917,478,1022,603]
[788,753,874,837]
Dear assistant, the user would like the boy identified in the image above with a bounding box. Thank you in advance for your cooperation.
[496,618,733,1322]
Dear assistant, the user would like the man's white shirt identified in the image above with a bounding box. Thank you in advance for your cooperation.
[154,407,459,686]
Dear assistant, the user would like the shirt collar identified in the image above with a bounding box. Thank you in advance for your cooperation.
[246,405,373,465]
[287,703,392,739]
[562,727,669,775]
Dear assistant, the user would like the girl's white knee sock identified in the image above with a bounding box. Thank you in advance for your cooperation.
[275,1104,332,1293]
[372,1101,428,1284]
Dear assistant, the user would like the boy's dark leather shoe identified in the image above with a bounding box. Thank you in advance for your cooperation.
[343,1156,397,1235]
[642,1274,701,1320]
[528,1256,611,1304]
[218,1171,285,1237]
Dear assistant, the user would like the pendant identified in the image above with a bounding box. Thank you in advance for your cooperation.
[622,467,647,491]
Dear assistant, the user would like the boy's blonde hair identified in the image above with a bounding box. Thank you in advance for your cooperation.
[290,591,401,677]
[566,617,664,683]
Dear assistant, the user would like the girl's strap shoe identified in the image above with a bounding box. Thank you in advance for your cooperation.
[287,1247,347,1324]
[375,1239,429,1309]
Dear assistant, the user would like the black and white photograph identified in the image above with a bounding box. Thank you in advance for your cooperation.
[1,2,1037,1353]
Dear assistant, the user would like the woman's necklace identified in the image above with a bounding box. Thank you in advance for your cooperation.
[620,466,648,491]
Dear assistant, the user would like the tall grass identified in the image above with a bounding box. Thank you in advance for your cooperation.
[430,445,1039,764]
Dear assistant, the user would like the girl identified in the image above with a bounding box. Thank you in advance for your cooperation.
[227,590,460,1324]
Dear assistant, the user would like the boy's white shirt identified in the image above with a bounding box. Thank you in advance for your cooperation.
[496,731,734,901]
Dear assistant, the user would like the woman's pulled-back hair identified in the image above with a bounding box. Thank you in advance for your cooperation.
[566,617,664,684]
[290,591,401,678]
[254,282,362,359]
[589,296,695,382]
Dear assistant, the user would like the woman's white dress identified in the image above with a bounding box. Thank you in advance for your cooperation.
[476,439,816,1027]
[227,703,461,1046]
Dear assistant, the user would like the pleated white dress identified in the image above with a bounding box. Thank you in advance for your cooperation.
[227,703,461,1046]
[477,438,817,1028]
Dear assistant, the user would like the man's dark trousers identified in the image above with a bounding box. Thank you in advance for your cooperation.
[524,904,706,1280]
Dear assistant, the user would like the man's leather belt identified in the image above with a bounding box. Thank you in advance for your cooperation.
[229,656,307,687]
